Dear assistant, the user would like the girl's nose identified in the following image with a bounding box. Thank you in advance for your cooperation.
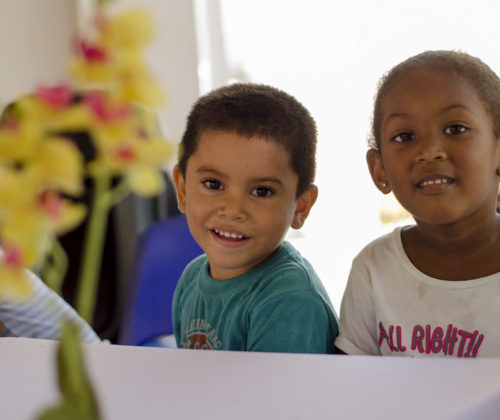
[415,149,448,163]
[414,135,448,163]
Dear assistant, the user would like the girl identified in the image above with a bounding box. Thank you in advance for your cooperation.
[335,50,500,357]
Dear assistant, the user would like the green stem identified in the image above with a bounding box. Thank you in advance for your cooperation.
[109,180,130,206]
[41,238,68,295]
[75,174,113,323]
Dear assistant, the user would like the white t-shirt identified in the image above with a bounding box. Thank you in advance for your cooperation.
[335,227,500,357]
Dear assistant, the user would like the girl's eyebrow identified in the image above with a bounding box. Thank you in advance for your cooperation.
[384,112,409,123]
[439,103,474,115]
[384,104,474,124]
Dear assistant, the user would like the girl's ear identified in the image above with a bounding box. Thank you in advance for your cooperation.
[495,138,500,177]
[366,149,391,194]
[291,185,318,229]
[173,165,187,214]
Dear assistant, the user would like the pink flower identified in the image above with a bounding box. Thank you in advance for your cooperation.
[0,115,19,130]
[115,145,136,162]
[78,40,108,62]
[39,190,64,220]
[84,92,131,123]
[2,243,23,269]
[36,85,73,109]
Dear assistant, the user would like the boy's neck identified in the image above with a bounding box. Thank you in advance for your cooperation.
[401,216,500,281]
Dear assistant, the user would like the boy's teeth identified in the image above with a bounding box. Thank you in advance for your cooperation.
[214,229,244,239]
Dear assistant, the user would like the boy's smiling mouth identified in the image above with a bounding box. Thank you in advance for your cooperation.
[212,228,249,240]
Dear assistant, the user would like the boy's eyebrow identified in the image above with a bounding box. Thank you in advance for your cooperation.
[195,166,285,186]
[249,176,285,186]
[195,166,224,176]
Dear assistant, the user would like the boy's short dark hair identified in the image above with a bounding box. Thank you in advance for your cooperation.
[370,50,500,149]
[178,83,317,197]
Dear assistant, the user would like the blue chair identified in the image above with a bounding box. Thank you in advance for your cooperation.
[119,214,203,346]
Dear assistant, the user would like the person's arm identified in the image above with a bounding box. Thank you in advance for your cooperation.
[0,269,100,343]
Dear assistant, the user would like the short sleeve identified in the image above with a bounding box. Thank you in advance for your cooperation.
[335,259,380,355]
[247,291,337,354]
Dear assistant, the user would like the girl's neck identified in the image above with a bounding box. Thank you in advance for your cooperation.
[402,215,500,281]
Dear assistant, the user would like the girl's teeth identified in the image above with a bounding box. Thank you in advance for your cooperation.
[421,178,448,186]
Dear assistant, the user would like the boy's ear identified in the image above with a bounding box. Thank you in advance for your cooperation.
[173,165,187,214]
[291,185,318,229]
[495,138,500,177]
[366,149,391,194]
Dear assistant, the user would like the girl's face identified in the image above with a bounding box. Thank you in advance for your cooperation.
[367,67,500,227]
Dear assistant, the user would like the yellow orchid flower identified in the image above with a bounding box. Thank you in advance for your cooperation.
[0,169,37,221]
[37,191,87,235]
[103,9,154,50]
[0,261,31,301]
[0,115,42,163]
[125,164,165,197]
[32,137,85,196]
[1,209,48,269]
[116,72,165,107]
[69,56,119,85]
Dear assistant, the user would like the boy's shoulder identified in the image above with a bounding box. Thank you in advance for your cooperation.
[180,253,208,280]
[252,241,325,294]
[177,242,326,298]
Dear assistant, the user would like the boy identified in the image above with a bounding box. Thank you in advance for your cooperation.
[172,83,338,353]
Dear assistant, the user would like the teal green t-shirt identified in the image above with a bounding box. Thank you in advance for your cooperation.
[172,241,339,353]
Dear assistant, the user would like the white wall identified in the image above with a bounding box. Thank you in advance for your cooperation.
[0,0,77,108]
[0,0,200,152]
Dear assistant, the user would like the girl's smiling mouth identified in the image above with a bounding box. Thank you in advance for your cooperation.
[416,175,455,190]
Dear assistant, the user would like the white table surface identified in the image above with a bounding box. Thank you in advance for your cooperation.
[2,337,500,420]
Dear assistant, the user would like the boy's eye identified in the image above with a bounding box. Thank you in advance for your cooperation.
[202,179,223,190]
[391,132,414,143]
[251,186,274,197]
[444,124,468,135]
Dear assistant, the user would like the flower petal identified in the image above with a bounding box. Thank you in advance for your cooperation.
[126,165,164,197]
[0,264,32,301]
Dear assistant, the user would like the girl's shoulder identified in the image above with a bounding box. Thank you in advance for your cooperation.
[354,226,407,261]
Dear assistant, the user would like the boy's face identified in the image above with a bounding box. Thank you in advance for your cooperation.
[174,130,317,280]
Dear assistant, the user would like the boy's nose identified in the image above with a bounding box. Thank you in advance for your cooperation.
[414,135,448,163]
[218,194,246,221]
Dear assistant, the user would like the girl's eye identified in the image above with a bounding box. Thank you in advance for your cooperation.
[392,132,414,143]
[202,179,223,190]
[252,186,274,198]
[444,124,468,135]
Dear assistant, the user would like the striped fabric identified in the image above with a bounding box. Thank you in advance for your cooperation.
[0,269,101,343]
